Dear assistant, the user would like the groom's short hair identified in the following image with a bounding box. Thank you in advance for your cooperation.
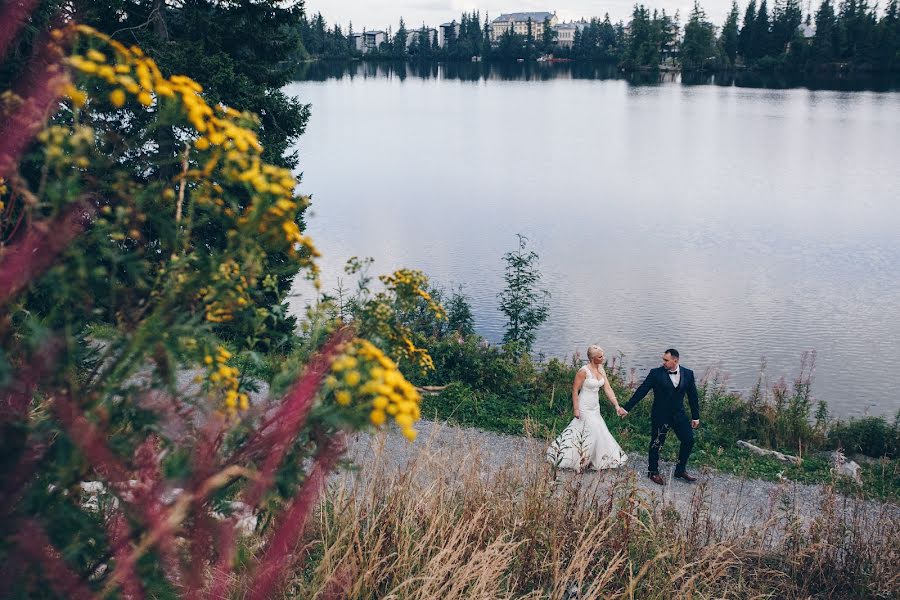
[664,348,679,359]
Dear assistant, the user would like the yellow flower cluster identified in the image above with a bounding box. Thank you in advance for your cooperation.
[0,177,6,212]
[63,27,258,159]
[201,259,251,323]
[379,269,446,320]
[60,25,320,275]
[62,26,260,158]
[37,125,94,168]
[365,269,445,373]
[228,157,320,266]
[327,339,422,441]
[203,346,248,417]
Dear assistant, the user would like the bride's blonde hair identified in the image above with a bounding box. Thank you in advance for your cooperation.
[587,345,605,360]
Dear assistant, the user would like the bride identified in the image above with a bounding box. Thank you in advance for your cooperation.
[547,345,628,472]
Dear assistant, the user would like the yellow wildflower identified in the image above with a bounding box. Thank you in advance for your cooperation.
[64,84,87,107]
[109,88,126,107]
[344,371,361,387]
[370,410,387,426]
[86,49,107,62]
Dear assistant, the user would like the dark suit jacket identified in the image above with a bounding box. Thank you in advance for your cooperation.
[623,366,700,423]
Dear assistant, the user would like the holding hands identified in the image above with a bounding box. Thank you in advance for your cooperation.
[616,406,628,418]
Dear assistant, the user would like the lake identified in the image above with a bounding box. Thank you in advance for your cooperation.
[285,62,900,419]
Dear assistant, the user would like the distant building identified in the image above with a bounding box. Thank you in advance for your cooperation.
[439,21,460,47]
[490,12,558,42]
[406,27,438,49]
[349,32,363,52]
[350,30,386,54]
[553,20,588,49]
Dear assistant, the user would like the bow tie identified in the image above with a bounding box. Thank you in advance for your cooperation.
[667,370,678,375]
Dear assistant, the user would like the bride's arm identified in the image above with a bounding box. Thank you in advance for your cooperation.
[572,368,586,419]
[600,366,624,412]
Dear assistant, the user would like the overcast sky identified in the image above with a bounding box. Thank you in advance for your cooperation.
[305,1,747,32]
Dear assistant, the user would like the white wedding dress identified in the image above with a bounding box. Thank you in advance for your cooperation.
[546,366,628,471]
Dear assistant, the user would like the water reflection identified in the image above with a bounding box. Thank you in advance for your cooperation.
[293,60,900,91]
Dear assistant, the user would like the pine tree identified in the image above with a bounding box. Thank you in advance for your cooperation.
[660,9,680,65]
[772,0,803,55]
[682,2,719,70]
[498,235,550,353]
[526,17,536,59]
[739,0,759,59]
[542,17,557,52]
[721,1,741,64]
[395,17,408,59]
[752,0,772,60]
[813,0,838,62]
[876,0,900,69]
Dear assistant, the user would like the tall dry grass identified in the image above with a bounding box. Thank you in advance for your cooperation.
[275,427,899,599]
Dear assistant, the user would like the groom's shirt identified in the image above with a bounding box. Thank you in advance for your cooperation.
[668,369,680,387]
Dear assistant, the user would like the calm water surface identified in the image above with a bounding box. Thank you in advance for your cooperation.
[285,63,900,419]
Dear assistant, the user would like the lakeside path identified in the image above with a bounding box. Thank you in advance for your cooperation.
[167,368,896,532]
[343,419,898,534]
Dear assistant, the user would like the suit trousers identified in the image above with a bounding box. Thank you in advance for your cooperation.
[648,414,694,475]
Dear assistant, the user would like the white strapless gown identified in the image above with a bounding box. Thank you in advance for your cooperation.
[546,366,628,471]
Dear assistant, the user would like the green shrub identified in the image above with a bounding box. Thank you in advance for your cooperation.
[828,415,900,458]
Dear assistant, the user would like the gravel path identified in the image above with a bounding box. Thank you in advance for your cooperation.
[344,419,897,532]
[166,367,896,531]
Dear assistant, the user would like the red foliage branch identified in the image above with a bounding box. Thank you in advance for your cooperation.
[14,519,97,600]
[0,339,60,421]
[240,326,353,507]
[53,390,183,593]
[0,0,41,61]
[2,7,356,598]
[0,438,48,520]
[105,512,146,600]
[205,520,237,600]
[247,432,348,600]
[0,29,68,182]
[0,203,93,304]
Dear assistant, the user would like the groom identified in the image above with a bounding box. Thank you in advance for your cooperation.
[621,349,700,485]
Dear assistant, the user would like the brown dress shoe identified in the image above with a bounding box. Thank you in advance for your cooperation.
[648,473,665,485]
[673,471,697,482]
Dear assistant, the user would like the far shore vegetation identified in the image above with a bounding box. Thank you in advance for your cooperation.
[299,0,900,74]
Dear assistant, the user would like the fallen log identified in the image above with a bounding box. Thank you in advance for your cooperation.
[736,440,802,465]
[415,385,448,396]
